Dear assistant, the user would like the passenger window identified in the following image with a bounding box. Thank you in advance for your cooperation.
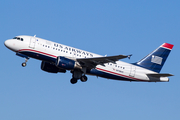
[21,38,23,41]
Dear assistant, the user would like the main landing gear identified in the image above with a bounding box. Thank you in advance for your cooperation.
[70,69,88,84]
[22,58,29,67]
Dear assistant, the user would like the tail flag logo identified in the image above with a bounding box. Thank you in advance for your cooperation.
[151,55,162,65]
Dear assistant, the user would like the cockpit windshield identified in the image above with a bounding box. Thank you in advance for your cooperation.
[13,37,23,41]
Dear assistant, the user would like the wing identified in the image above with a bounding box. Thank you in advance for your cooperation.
[77,55,129,69]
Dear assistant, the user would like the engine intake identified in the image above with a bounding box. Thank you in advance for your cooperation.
[55,56,81,70]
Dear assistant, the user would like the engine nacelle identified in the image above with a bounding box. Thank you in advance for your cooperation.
[41,61,66,73]
[55,56,81,70]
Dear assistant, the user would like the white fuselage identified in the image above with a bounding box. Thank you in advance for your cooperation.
[4,35,169,82]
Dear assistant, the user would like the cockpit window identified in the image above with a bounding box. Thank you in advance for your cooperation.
[13,37,23,41]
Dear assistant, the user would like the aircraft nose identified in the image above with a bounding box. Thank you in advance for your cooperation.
[4,40,11,48]
[4,39,15,51]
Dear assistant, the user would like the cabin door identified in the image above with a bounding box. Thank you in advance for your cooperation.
[130,65,136,77]
[29,37,36,49]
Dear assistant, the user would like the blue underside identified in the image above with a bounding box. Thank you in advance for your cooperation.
[19,51,134,81]
[20,51,56,63]
[88,69,133,81]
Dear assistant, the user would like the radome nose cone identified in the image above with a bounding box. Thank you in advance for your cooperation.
[4,40,10,48]
[4,39,17,52]
[4,40,13,50]
[4,40,8,47]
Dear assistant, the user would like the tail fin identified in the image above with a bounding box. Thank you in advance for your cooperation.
[136,43,174,73]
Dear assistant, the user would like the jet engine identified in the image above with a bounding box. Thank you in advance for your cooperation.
[55,56,81,70]
[41,61,66,73]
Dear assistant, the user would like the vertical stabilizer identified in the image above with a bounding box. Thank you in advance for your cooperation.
[136,43,174,73]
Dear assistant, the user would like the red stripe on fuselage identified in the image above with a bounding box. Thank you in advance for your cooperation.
[18,49,57,58]
[96,67,146,81]
[161,43,174,50]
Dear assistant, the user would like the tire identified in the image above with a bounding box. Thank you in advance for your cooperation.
[22,62,26,67]
[70,78,78,84]
[80,75,87,82]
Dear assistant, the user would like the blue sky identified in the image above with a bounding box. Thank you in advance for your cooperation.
[1,0,180,120]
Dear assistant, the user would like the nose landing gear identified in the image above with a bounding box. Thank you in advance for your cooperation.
[22,58,29,67]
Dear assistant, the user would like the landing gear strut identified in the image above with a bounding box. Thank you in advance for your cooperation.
[22,58,29,67]
[70,69,88,84]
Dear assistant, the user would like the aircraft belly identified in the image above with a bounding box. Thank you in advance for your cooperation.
[88,68,132,81]
[19,50,56,63]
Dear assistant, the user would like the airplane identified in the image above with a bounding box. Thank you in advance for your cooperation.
[4,35,174,84]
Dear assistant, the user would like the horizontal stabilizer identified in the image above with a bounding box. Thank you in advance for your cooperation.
[147,73,174,77]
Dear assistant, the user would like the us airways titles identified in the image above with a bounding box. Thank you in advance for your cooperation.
[54,43,94,57]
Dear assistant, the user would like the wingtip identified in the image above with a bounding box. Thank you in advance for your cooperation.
[128,54,132,59]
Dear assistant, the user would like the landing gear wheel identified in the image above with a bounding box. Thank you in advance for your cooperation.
[21,57,29,67]
[80,75,88,82]
[22,62,27,67]
[70,78,78,84]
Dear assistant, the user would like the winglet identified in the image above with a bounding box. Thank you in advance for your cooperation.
[128,54,132,59]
